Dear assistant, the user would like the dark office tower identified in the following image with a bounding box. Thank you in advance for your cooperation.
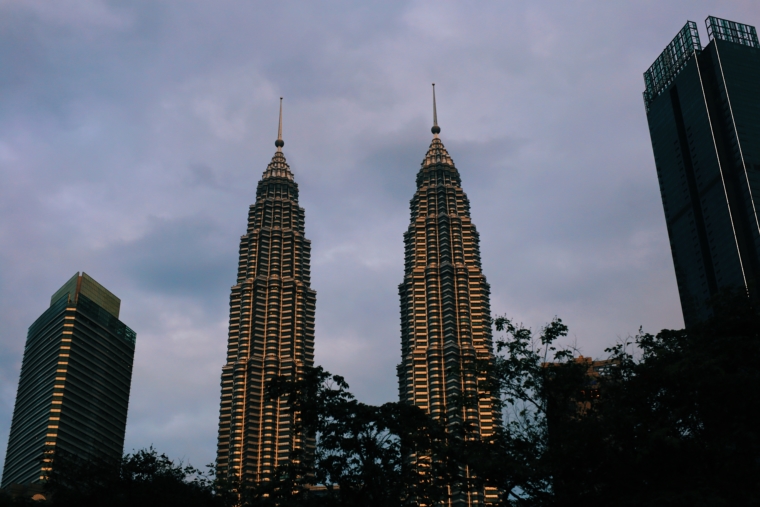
[217,100,316,486]
[644,17,760,326]
[2,272,136,488]
[398,86,501,506]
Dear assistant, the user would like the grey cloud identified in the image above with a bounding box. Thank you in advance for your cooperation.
[113,215,235,298]
[186,163,219,188]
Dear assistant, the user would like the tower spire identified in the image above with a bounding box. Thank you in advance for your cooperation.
[275,97,284,151]
[263,97,293,180]
[431,83,440,137]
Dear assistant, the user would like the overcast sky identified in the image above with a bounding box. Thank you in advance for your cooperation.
[1,0,756,476]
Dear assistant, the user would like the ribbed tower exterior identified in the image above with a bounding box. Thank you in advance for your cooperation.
[217,104,316,486]
[398,91,500,505]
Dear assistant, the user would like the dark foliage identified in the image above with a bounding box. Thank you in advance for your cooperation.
[480,293,760,506]
[44,447,221,507]
[24,292,760,506]
[263,366,453,507]
[465,315,590,505]
[0,489,40,507]
[32,368,451,507]
[579,293,760,506]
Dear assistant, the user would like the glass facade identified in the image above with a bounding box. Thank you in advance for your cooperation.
[645,17,760,326]
[2,273,136,487]
[398,127,501,506]
[216,140,316,485]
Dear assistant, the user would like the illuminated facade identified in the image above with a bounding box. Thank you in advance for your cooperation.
[644,17,760,326]
[2,272,136,487]
[397,86,501,505]
[216,100,316,485]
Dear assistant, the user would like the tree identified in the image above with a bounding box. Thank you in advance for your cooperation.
[44,447,222,507]
[0,489,41,507]
[37,293,760,506]
[264,366,452,507]
[461,316,588,506]
[476,292,760,506]
[584,292,760,506]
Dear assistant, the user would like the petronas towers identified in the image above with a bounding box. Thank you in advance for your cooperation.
[217,89,500,504]
[398,88,501,505]
[217,100,316,484]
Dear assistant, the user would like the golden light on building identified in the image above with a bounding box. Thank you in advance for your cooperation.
[216,100,316,486]
[397,85,502,506]
[2,273,135,489]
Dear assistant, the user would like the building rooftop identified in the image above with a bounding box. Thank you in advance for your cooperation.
[643,17,760,110]
[50,272,121,319]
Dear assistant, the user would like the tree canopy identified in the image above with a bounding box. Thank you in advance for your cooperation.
[20,293,760,506]
[481,292,760,505]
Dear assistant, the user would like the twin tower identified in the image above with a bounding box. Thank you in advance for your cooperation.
[216,88,501,505]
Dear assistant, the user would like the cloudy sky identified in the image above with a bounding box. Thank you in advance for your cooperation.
[1,0,756,475]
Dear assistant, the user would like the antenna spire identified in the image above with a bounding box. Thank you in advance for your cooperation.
[275,97,284,151]
[431,84,440,136]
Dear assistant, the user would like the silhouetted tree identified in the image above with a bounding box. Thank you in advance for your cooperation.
[36,292,760,506]
[263,366,452,507]
[44,447,221,507]
[576,292,760,506]
[473,292,760,506]
[0,489,40,507]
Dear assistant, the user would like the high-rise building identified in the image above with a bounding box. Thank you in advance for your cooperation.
[2,272,136,488]
[217,100,317,485]
[397,86,501,506]
[644,16,760,326]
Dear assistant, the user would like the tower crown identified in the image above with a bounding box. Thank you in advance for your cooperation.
[262,151,294,181]
[422,84,453,168]
[262,98,294,181]
[421,137,454,168]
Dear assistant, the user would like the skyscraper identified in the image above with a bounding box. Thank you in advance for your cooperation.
[217,100,317,486]
[397,86,501,506]
[2,272,136,488]
[644,16,760,326]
